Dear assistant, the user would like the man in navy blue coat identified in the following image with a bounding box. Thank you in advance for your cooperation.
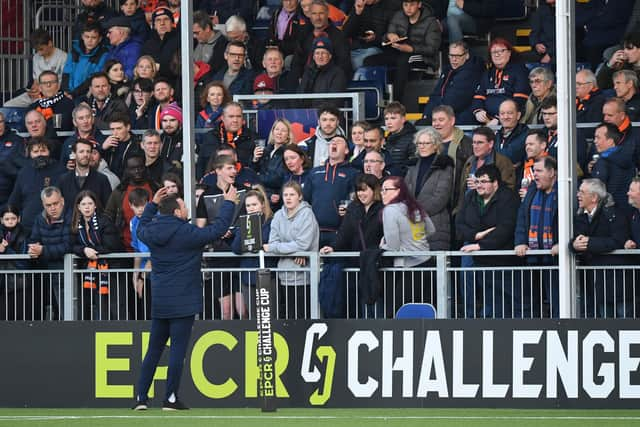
[132,186,236,411]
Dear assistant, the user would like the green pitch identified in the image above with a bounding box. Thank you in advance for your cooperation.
[1,408,640,427]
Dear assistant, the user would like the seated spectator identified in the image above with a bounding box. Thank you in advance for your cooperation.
[9,138,65,233]
[58,138,112,210]
[522,66,556,125]
[613,70,640,121]
[514,156,559,318]
[147,77,175,130]
[30,71,75,133]
[61,22,110,98]
[420,41,484,125]
[292,0,352,82]
[29,29,68,84]
[298,36,347,97]
[192,10,227,72]
[341,0,387,70]
[589,122,635,215]
[350,125,392,172]
[529,0,556,65]
[254,119,296,208]
[379,176,435,317]
[255,47,297,94]
[472,38,530,126]
[596,32,640,91]
[303,135,358,247]
[119,0,150,43]
[104,17,142,80]
[102,113,143,179]
[267,0,309,63]
[364,0,441,103]
[456,164,519,318]
[405,127,454,251]
[211,41,255,96]
[104,59,131,99]
[494,99,529,171]
[72,0,116,40]
[282,144,312,186]
[77,72,129,130]
[454,126,515,214]
[383,102,417,176]
[159,103,184,166]
[446,0,497,44]
[225,15,261,71]
[300,0,346,26]
[266,180,319,319]
[571,178,629,318]
[129,78,154,130]
[363,150,388,180]
[431,105,473,211]
[70,189,122,320]
[22,110,59,163]
[128,187,151,313]
[140,7,181,80]
[60,103,106,168]
[133,55,159,80]
[299,104,345,167]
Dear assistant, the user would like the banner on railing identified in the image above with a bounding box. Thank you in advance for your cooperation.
[1,320,639,408]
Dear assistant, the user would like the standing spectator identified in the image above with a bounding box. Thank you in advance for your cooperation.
[27,186,71,320]
[140,7,181,80]
[522,67,556,125]
[596,32,640,91]
[0,206,29,321]
[266,180,319,319]
[529,0,556,65]
[514,156,559,318]
[31,71,75,134]
[132,187,235,411]
[267,0,309,62]
[254,119,296,208]
[540,96,559,159]
[613,70,640,121]
[282,144,312,186]
[90,147,121,190]
[472,38,530,126]
[193,0,254,26]
[571,178,629,318]
[300,104,345,167]
[384,102,417,176]
[456,164,519,318]
[349,120,369,162]
[192,10,227,72]
[78,73,129,130]
[58,138,113,210]
[196,81,230,156]
[364,0,441,103]
[303,135,358,247]
[494,99,529,172]
[102,114,143,179]
[298,36,347,96]
[0,113,20,210]
[363,150,388,180]
[104,17,142,80]
[254,48,297,94]
[62,22,110,98]
[601,97,640,168]
[133,55,159,80]
[341,0,387,70]
[446,0,497,43]
[520,129,548,200]
[211,41,255,96]
[405,128,454,251]
[420,41,484,125]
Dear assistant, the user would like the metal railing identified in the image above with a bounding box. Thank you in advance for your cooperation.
[2,249,640,321]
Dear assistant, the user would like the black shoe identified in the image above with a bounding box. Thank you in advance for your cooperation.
[132,399,148,410]
[162,399,189,410]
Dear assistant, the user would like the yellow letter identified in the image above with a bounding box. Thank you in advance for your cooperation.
[95,332,133,398]
[191,330,238,398]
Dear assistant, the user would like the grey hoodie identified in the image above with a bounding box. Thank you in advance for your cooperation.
[381,202,435,267]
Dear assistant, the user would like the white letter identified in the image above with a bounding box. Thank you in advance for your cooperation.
[619,330,640,398]
[416,331,449,397]
[546,330,578,398]
[582,330,615,399]
[482,330,509,398]
[347,330,379,397]
[513,330,543,398]
[382,330,414,397]
[452,330,479,398]
[301,323,327,382]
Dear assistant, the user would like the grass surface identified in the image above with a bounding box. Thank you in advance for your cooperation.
[1,408,640,427]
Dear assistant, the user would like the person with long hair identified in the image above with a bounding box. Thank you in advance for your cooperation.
[265,180,319,319]
[231,185,274,318]
[282,144,312,187]
[196,81,231,131]
[129,77,153,129]
[254,119,296,209]
[133,55,158,80]
[71,190,123,320]
[0,205,29,321]
[380,176,435,317]
[471,38,530,126]
[104,59,130,99]
[404,127,454,251]
[349,120,370,162]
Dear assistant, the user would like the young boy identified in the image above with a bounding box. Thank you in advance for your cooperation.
[383,101,417,176]
[129,188,151,315]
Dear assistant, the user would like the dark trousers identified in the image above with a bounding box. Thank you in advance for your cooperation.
[278,284,309,319]
[136,315,195,402]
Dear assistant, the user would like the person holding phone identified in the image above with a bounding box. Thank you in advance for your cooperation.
[341,0,388,70]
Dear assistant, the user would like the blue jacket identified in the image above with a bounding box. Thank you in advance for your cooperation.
[423,55,484,125]
[137,200,234,318]
[107,37,142,80]
[495,123,529,166]
[591,145,635,215]
[211,66,255,96]
[303,161,358,230]
[472,61,531,120]
[62,40,110,95]
[29,211,71,269]
[577,0,635,49]
[514,182,558,249]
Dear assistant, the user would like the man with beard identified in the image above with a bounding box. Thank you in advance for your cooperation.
[350,126,392,172]
[300,104,344,167]
[60,103,106,168]
[159,104,184,166]
[77,72,128,130]
[30,70,75,133]
[8,138,65,233]
[57,138,112,209]
[147,78,175,131]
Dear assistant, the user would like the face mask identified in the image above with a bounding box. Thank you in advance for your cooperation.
[33,155,50,169]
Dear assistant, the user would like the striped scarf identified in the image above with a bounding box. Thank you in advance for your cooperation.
[528,188,555,249]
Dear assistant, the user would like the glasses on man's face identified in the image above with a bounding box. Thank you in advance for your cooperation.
[228,52,245,58]
[529,78,545,85]
[380,187,397,193]
[490,48,509,56]
[576,81,591,86]
[364,159,383,164]
[39,80,58,87]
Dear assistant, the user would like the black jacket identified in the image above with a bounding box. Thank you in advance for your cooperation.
[140,30,181,81]
[385,121,417,176]
[571,200,628,266]
[58,168,113,210]
[333,201,384,252]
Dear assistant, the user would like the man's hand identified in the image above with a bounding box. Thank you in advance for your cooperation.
[535,43,547,54]
[475,227,496,241]
[515,244,529,257]
[460,243,480,252]
[625,239,637,249]
[550,244,559,256]
[572,234,589,252]
[84,247,98,260]
[474,109,490,124]
[224,185,237,202]
[152,187,169,205]
[102,135,120,151]
[27,243,43,258]
[294,256,307,266]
